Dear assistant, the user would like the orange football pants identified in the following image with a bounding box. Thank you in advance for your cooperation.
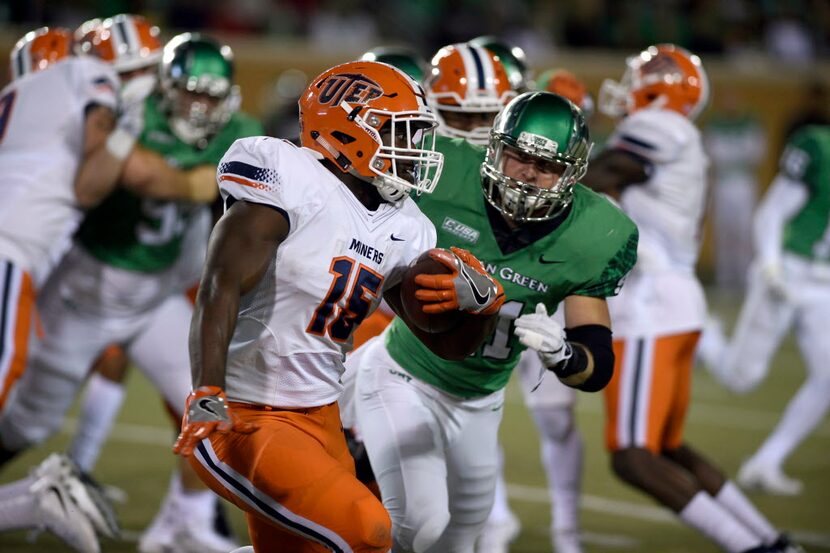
[352,310,394,351]
[0,262,35,411]
[604,332,700,453]
[189,402,391,553]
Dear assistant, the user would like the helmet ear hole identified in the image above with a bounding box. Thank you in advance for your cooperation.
[331,131,356,144]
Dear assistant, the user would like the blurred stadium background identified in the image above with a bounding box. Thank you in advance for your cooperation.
[0,1,828,552]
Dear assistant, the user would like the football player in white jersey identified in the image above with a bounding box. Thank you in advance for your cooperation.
[0,26,129,552]
[584,44,800,553]
[0,26,127,414]
[0,29,256,553]
[172,60,503,552]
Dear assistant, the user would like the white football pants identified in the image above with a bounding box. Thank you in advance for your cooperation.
[0,246,194,450]
[352,337,503,553]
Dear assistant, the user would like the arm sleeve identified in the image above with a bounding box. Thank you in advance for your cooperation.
[753,175,809,266]
[555,324,614,392]
[217,137,309,231]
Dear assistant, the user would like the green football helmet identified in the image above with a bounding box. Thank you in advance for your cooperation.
[469,36,532,92]
[360,46,428,82]
[481,91,593,222]
[159,33,240,146]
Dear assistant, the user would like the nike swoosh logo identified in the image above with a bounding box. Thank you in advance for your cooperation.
[459,263,490,305]
[198,398,218,416]
[538,255,565,264]
[390,234,405,241]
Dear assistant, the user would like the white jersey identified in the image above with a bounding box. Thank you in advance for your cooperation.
[606,108,709,336]
[0,57,119,284]
[217,137,436,408]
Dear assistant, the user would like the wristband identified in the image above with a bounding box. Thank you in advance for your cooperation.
[105,127,137,161]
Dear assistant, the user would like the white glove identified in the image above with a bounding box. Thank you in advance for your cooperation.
[514,303,572,369]
[117,74,156,138]
[759,261,790,302]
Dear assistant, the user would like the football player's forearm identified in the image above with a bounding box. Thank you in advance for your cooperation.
[74,145,125,208]
[189,280,239,389]
[582,150,650,197]
[121,148,218,202]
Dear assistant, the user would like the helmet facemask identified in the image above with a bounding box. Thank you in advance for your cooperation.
[482,133,591,222]
[433,106,502,145]
[598,59,636,119]
[166,76,240,146]
[355,106,444,202]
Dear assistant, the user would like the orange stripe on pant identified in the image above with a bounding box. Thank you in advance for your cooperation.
[604,332,700,453]
[0,262,35,411]
[189,402,391,553]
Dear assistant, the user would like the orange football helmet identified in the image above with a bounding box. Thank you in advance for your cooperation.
[79,14,162,75]
[599,44,709,120]
[537,69,594,118]
[9,27,73,80]
[300,60,444,202]
[425,43,516,144]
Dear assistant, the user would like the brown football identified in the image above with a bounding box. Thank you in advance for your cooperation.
[400,249,463,334]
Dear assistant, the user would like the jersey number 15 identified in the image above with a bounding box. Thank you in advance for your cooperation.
[307,257,384,343]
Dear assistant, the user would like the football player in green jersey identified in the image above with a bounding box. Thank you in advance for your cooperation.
[0,32,262,553]
[700,125,830,497]
[480,68,598,553]
[424,42,516,146]
[348,91,638,552]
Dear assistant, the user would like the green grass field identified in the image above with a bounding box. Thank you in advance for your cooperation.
[1,292,828,552]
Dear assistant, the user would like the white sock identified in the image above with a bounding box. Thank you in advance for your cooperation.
[0,476,38,531]
[715,481,778,543]
[0,475,35,502]
[178,486,216,521]
[68,373,127,473]
[486,446,514,524]
[0,494,37,531]
[541,428,583,533]
[679,491,763,552]
[752,375,830,468]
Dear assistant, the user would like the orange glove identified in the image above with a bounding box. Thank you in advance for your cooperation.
[414,247,505,315]
[173,386,258,456]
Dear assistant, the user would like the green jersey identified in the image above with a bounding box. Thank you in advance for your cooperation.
[779,126,830,261]
[77,95,263,272]
[386,137,639,398]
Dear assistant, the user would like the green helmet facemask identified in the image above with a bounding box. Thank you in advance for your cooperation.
[159,33,239,146]
[481,92,593,222]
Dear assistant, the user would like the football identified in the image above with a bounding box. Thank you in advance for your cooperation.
[400,249,463,334]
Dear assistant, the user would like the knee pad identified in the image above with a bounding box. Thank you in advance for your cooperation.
[0,396,64,451]
[391,508,449,553]
[532,406,575,442]
[352,494,392,552]
[409,510,450,553]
